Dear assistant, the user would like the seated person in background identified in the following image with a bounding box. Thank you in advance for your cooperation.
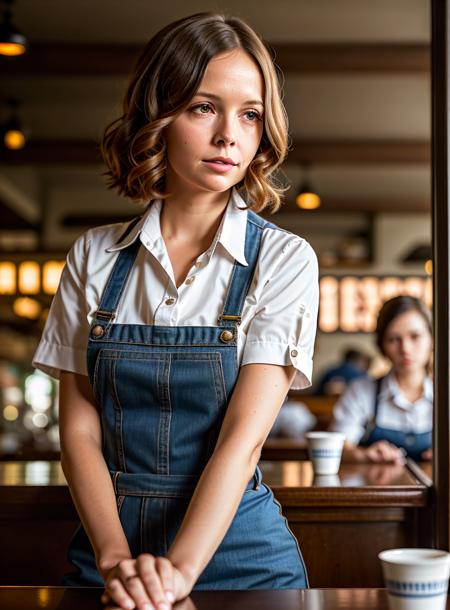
[329,296,433,463]
[315,347,371,396]
[269,397,317,439]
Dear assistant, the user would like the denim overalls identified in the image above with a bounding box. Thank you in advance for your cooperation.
[63,210,308,589]
[359,376,432,461]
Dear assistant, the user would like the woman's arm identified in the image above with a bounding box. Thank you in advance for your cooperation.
[165,362,296,587]
[59,371,132,572]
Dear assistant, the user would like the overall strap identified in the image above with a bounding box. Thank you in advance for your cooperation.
[91,238,142,328]
[358,376,386,446]
[372,376,385,422]
[218,210,272,328]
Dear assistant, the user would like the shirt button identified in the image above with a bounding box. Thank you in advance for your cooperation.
[185,277,195,285]
[195,261,203,268]
[291,349,298,358]
[165,297,176,306]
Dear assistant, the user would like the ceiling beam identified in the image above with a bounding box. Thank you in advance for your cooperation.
[0,43,430,76]
[0,174,40,223]
[290,140,431,164]
[0,139,430,165]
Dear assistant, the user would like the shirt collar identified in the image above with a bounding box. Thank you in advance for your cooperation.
[105,188,249,266]
[216,189,248,266]
[381,370,433,407]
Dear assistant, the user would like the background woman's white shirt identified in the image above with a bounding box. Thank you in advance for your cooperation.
[330,371,433,445]
[33,189,319,389]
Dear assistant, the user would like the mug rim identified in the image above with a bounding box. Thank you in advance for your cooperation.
[306,431,345,440]
[379,548,450,566]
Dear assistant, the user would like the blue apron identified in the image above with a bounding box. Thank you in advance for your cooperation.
[62,209,308,589]
[359,376,432,461]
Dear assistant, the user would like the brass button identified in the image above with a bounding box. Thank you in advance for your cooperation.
[165,298,176,305]
[291,349,298,358]
[185,277,195,285]
[92,325,104,338]
[220,330,234,343]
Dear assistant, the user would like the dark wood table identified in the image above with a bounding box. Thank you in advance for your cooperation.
[0,460,432,589]
[3,586,449,610]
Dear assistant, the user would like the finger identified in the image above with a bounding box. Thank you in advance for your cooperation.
[104,577,136,610]
[101,591,111,603]
[376,442,395,462]
[137,555,170,610]
[385,443,405,464]
[367,445,384,463]
[123,573,155,610]
[155,557,175,603]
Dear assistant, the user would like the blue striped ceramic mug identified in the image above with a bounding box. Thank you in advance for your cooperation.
[379,548,450,610]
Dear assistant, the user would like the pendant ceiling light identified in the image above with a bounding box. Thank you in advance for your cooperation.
[0,0,27,57]
[296,164,321,210]
[2,98,27,150]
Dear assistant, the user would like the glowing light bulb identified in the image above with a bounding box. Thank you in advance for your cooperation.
[4,129,25,150]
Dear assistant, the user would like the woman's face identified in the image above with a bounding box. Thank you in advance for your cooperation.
[164,48,264,197]
[381,310,432,374]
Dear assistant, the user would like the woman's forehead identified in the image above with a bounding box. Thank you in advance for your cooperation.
[385,310,430,334]
[197,49,264,102]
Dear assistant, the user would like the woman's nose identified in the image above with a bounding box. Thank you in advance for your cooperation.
[213,117,236,146]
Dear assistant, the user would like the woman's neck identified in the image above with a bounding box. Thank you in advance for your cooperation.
[160,189,230,246]
[393,368,427,400]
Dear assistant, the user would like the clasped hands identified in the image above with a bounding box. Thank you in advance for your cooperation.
[100,554,193,610]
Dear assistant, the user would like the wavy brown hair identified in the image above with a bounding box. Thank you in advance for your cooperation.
[101,13,289,213]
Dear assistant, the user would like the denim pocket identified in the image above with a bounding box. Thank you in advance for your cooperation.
[91,348,229,475]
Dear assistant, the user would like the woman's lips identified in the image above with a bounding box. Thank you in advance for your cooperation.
[202,160,236,173]
[401,358,415,365]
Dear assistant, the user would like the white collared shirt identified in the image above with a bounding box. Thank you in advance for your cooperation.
[33,189,319,389]
[330,371,433,444]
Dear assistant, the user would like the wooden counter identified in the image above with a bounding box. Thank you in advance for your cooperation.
[1,587,449,610]
[0,460,432,588]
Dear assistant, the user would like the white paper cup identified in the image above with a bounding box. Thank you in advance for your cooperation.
[305,431,345,475]
[379,548,450,610]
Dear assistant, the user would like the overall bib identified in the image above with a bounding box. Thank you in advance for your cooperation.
[63,210,308,589]
[359,377,432,461]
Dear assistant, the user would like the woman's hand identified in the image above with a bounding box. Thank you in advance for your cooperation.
[421,448,433,461]
[100,554,193,610]
[344,440,406,464]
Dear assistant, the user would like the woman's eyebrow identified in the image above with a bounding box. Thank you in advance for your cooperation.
[195,91,264,107]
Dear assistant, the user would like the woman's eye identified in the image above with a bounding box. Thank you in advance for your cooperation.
[243,110,262,122]
[193,103,212,114]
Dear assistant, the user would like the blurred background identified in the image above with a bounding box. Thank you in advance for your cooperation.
[0,0,431,457]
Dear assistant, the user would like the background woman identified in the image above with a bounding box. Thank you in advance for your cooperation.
[330,296,432,463]
[32,12,318,610]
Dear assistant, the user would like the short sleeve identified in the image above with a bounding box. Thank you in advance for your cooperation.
[32,232,91,379]
[329,378,376,444]
[241,236,319,389]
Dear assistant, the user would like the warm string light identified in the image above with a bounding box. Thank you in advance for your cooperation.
[18,261,40,294]
[0,260,65,295]
[0,261,16,293]
[319,275,432,333]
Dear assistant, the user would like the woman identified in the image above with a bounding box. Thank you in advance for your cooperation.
[330,296,433,464]
[32,12,318,610]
